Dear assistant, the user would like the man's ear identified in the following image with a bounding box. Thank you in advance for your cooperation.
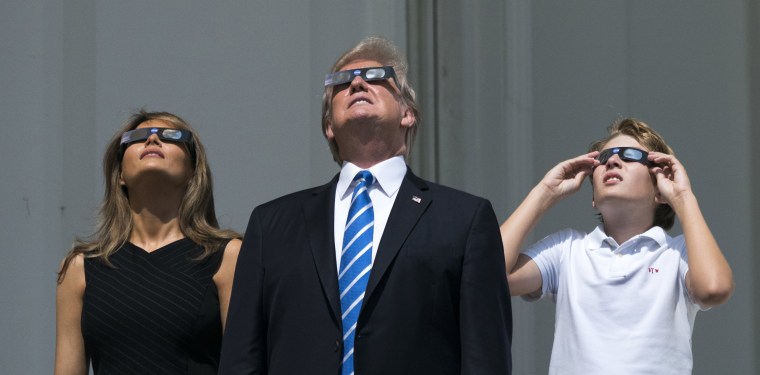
[325,119,334,140]
[400,107,415,128]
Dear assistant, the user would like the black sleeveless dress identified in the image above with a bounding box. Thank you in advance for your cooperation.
[82,238,228,374]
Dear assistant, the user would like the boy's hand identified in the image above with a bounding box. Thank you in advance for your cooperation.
[648,152,694,207]
[538,151,600,201]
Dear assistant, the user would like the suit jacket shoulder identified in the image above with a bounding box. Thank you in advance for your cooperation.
[402,170,490,210]
[252,175,337,214]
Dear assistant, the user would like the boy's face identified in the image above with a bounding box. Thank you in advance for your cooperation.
[592,135,659,213]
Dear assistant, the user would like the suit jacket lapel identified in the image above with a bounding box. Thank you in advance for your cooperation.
[364,169,431,303]
[303,175,341,324]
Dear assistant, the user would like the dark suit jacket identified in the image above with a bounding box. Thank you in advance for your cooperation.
[219,169,512,374]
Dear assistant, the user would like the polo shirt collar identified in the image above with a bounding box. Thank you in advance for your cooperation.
[588,225,669,250]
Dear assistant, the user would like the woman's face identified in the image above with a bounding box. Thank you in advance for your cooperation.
[119,120,193,190]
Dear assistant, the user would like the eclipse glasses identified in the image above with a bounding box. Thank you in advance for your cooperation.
[596,147,653,166]
[120,127,193,146]
[324,66,398,87]
[119,127,196,162]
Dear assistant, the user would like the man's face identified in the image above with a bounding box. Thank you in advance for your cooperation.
[325,59,414,156]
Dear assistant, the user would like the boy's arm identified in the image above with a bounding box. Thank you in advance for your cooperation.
[650,152,734,307]
[501,152,598,296]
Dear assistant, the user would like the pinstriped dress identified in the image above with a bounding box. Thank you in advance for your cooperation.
[82,238,227,374]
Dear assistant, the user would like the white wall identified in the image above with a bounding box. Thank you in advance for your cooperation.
[1,2,66,374]
[0,1,755,374]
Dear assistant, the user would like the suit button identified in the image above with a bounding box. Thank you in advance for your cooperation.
[356,334,362,340]
[334,339,340,352]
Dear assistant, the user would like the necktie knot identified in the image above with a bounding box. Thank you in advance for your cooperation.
[354,170,374,188]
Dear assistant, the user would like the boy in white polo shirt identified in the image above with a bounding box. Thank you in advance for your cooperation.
[501,118,734,374]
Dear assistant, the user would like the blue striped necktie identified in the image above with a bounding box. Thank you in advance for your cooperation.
[339,170,374,375]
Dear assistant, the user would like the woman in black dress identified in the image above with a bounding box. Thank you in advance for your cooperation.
[55,110,241,374]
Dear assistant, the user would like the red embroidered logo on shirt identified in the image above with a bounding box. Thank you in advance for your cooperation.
[648,267,660,274]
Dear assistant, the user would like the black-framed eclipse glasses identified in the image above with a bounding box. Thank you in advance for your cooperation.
[324,66,398,88]
[119,127,196,162]
[596,147,653,166]
[120,127,193,146]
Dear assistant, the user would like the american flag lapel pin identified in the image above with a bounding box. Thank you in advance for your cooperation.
[412,196,422,203]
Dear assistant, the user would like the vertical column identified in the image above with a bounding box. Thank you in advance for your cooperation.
[501,3,536,374]
[750,0,760,372]
[405,1,536,372]
[406,0,440,180]
[62,0,98,250]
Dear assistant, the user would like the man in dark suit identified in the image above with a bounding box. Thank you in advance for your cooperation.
[219,36,512,375]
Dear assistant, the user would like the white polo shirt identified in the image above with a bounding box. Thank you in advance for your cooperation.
[523,226,704,375]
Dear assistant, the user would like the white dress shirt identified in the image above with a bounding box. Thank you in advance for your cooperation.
[333,156,407,269]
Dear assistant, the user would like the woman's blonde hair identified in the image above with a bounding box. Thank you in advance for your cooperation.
[58,110,239,283]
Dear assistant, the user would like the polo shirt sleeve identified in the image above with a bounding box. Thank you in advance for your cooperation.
[673,234,689,282]
[521,228,580,302]
[673,234,710,311]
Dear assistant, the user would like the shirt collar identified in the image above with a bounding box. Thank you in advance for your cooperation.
[588,226,609,249]
[337,156,407,199]
[588,225,670,250]
[639,226,669,247]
